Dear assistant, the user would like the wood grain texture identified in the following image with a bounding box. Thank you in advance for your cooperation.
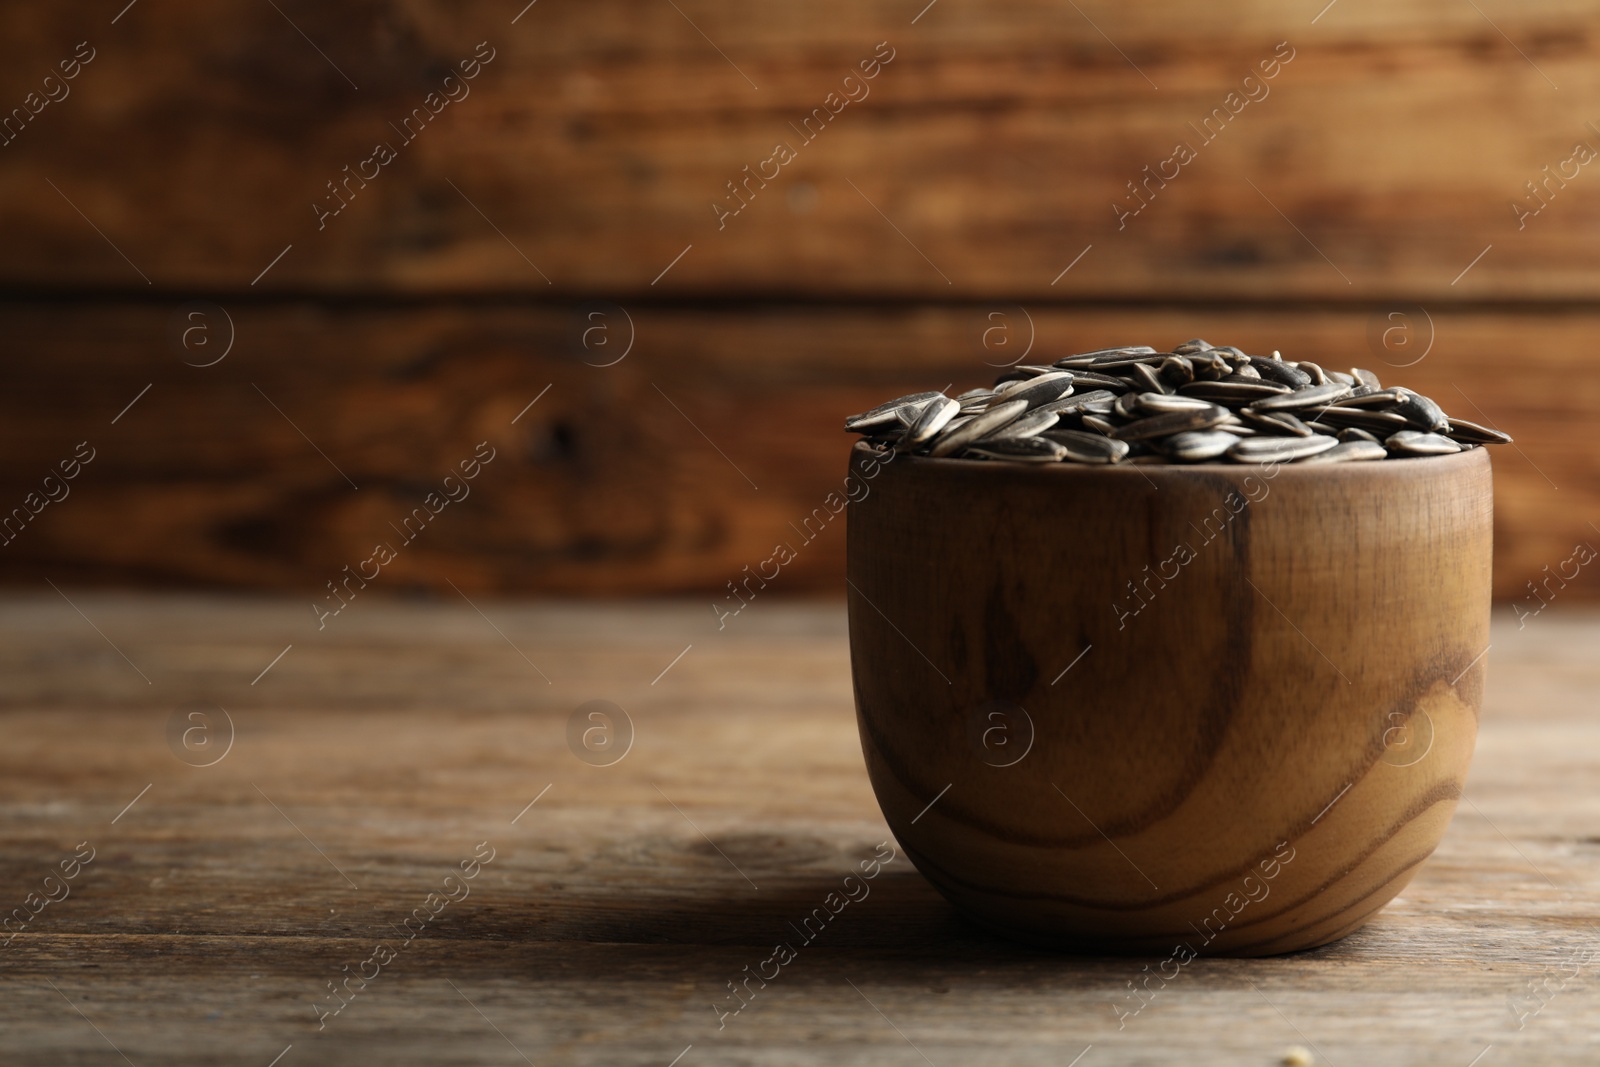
[0,300,1590,601]
[846,444,1493,954]
[0,1,1598,297]
[0,595,1597,1063]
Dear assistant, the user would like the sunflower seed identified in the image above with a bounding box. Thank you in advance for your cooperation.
[1248,357,1313,388]
[1179,380,1294,403]
[1391,388,1451,433]
[1137,392,1218,414]
[1113,403,1230,441]
[844,391,944,431]
[927,399,1029,456]
[984,407,1060,440]
[1227,434,1340,463]
[1091,351,1168,368]
[1172,338,1215,355]
[966,436,1069,462]
[989,372,1075,411]
[1386,430,1462,456]
[1246,382,1353,412]
[1330,388,1405,410]
[1351,367,1382,391]
[1080,413,1122,436]
[1306,407,1411,433]
[1193,351,1232,380]
[1162,429,1241,461]
[1240,408,1314,436]
[1128,362,1172,395]
[1297,360,1328,385]
[1039,389,1118,414]
[1445,418,1513,445]
[897,396,961,451]
[1041,429,1131,464]
[1337,427,1380,443]
[1065,370,1133,393]
[1054,346,1156,369]
[1159,356,1195,385]
[843,406,906,434]
[1300,440,1389,463]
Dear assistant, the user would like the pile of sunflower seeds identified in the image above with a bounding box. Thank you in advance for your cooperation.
[845,340,1512,465]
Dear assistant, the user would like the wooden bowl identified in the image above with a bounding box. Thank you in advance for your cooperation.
[846,441,1492,956]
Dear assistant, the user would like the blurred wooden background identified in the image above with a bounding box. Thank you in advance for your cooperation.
[0,0,1595,600]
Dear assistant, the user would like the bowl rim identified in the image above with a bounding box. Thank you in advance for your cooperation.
[849,439,1491,479]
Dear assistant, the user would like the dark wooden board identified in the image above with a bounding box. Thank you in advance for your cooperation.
[0,301,1591,601]
[2,1,1599,297]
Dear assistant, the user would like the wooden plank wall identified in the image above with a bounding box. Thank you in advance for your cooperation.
[0,0,1595,600]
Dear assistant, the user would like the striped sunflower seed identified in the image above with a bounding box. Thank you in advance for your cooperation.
[1137,393,1217,414]
[844,390,943,429]
[1330,388,1404,410]
[897,396,961,451]
[1297,360,1329,385]
[988,372,1075,410]
[1064,370,1132,393]
[1391,388,1451,433]
[1053,346,1156,369]
[966,436,1068,462]
[1039,389,1118,415]
[1179,380,1293,404]
[1240,408,1314,436]
[1300,440,1389,463]
[1445,418,1513,445]
[1306,407,1411,433]
[1040,429,1131,464]
[1161,429,1241,461]
[1385,430,1462,456]
[1227,434,1340,463]
[1246,382,1354,412]
[928,399,1029,457]
[1248,357,1313,388]
[1090,351,1168,368]
[1159,356,1195,385]
[1113,404,1230,441]
[1127,362,1172,395]
[984,407,1060,440]
[1192,351,1232,381]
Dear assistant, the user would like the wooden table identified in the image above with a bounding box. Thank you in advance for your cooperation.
[2,595,1594,1065]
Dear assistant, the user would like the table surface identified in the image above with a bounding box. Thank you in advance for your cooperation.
[1,594,1595,1067]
